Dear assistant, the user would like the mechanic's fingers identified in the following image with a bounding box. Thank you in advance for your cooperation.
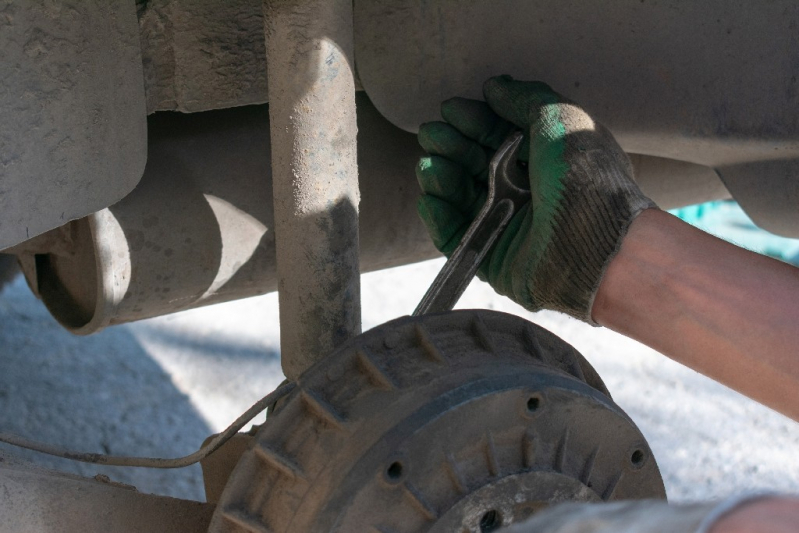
[483,75,560,129]
[440,225,469,258]
[485,204,532,294]
[418,121,488,176]
[441,98,515,149]
[416,156,481,214]
[417,195,469,255]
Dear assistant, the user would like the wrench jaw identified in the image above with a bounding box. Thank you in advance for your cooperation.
[413,132,531,317]
[491,131,529,205]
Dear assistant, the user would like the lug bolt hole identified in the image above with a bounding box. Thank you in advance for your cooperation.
[630,449,646,468]
[526,396,541,412]
[386,461,403,482]
[479,509,502,532]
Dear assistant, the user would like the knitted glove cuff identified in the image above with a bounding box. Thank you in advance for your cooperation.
[525,125,657,324]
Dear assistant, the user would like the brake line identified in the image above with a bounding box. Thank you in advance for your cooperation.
[0,381,295,468]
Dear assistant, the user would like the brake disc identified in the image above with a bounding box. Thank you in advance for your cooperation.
[209,310,665,533]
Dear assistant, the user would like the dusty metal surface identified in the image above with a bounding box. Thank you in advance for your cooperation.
[137,0,269,114]
[627,155,730,209]
[208,310,665,532]
[9,95,427,333]
[0,0,147,251]
[10,95,728,334]
[265,0,361,380]
[717,159,799,237]
[354,0,799,164]
[200,433,254,505]
[0,0,787,255]
[0,453,214,533]
[354,0,799,235]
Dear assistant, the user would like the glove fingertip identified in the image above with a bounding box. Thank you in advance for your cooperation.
[483,75,560,128]
[417,121,448,152]
[417,121,488,176]
[417,195,467,253]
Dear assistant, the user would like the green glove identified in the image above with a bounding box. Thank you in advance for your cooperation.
[416,75,657,323]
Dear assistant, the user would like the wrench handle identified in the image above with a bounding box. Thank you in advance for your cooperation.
[413,199,515,316]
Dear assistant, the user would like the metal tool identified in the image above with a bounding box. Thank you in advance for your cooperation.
[413,131,529,316]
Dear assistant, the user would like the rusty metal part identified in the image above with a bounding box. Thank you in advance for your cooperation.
[0,382,295,469]
[208,310,665,532]
[414,132,527,316]
[264,0,361,380]
[0,454,214,533]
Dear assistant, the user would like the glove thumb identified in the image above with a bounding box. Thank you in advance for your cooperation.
[482,75,561,129]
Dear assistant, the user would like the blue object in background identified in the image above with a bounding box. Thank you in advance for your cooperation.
[670,201,799,265]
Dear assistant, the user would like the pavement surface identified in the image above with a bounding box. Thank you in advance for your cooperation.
[1,258,798,504]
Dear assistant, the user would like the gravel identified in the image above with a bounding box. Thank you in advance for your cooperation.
[1,258,798,503]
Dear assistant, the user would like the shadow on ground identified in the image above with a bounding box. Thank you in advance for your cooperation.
[0,278,212,500]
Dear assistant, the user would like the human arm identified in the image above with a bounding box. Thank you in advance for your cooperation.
[416,75,799,421]
[709,497,799,533]
[594,209,799,421]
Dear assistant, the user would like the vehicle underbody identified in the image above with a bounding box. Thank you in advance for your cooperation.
[1,1,797,531]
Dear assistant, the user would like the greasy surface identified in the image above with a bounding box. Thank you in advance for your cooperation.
[0,0,147,250]
[1,260,798,504]
[265,0,361,380]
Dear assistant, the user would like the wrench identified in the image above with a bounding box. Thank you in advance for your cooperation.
[413,131,529,316]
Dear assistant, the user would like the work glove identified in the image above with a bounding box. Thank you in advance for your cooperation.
[416,75,657,323]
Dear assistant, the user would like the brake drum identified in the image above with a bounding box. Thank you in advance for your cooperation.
[209,310,665,532]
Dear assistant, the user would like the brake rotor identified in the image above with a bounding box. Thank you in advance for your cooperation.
[209,310,665,533]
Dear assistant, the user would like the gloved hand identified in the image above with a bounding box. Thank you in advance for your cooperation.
[416,75,657,323]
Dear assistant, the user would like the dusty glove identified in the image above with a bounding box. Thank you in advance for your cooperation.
[416,75,657,323]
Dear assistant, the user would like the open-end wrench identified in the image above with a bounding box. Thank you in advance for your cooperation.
[413,131,529,316]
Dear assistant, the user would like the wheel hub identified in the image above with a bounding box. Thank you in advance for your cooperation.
[210,310,665,532]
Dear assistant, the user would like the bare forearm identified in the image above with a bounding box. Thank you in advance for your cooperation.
[593,209,799,421]
[710,497,799,533]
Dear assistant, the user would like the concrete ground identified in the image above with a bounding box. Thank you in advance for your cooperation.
[1,258,798,504]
